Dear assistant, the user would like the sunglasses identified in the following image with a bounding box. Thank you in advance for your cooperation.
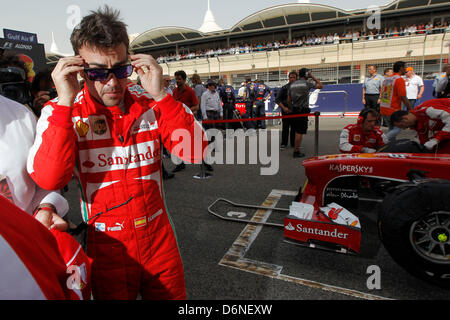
[84,64,133,82]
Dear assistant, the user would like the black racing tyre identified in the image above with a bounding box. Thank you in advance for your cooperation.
[377,139,430,153]
[378,181,450,289]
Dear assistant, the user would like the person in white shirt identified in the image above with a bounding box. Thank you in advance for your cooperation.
[199,80,220,172]
[0,95,68,226]
[404,67,424,108]
[201,80,223,122]
[333,33,340,44]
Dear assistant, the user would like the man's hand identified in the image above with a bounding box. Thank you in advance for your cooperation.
[51,56,84,107]
[130,54,167,102]
[32,91,51,110]
[35,209,68,231]
[362,98,366,105]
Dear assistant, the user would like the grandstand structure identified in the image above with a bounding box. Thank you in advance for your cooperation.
[130,0,450,88]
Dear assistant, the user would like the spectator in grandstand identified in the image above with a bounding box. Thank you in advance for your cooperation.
[155,19,444,63]
[434,20,444,34]
[426,21,434,34]
[404,67,424,108]
[253,80,271,129]
[340,108,388,153]
[435,64,450,98]
[380,61,411,140]
[417,22,425,34]
[288,68,323,158]
[217,78,236,130]
[444,21,450,33]
[276,70,297,149]
[326,33,334,44]
[344,31,352,43]
[362,64,383,113]
[390,98,450,153]
[333,33,340,44]
[172,70,199,173]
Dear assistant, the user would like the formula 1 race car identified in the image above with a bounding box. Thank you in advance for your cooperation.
[209,140,450,289]
[287,141,450,289]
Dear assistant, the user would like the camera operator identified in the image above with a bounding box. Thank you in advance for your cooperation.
[31,68,57,117]
[0,54,33,114]
[288,68,323,158]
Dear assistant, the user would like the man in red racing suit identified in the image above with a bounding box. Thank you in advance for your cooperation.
[340,108,389,153]
[390,98,450,153]
[28,83,206,300]
[27,6,207,300]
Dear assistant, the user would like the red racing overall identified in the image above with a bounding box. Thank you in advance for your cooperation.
[28,83,207,299]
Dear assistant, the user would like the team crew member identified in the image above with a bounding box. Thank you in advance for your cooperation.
[288,68,323,158]
[276,71,297,148]
[27,6,207,300]
[217,78,236,130]
[362,64,383,112]
[173,70,199,113]
[380,61,411,140]
[243,77,256,128]
[390,98,450,153]
[340,109,388,153]
[253,80,271,129]
[172,69,200,173]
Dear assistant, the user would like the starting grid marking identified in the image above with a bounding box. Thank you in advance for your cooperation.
[218,189,392,301]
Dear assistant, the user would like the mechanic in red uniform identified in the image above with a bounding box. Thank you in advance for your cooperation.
[27,6,207,300]
[390,98,450,153]
[171,69,200,173]
[340,108,389,153]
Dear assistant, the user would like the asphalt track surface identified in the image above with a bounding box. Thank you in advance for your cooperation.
[64,117,450,300]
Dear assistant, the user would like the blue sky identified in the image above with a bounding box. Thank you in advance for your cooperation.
[1,0,390,54]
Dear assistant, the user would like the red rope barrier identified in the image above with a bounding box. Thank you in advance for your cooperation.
[201,112,318,124]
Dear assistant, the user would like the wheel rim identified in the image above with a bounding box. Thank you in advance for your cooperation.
[409,211,450,264]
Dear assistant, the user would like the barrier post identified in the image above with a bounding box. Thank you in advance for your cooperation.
[193,120,213,180]
[314,111,320,156]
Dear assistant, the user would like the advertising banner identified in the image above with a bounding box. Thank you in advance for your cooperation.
[3,29,38,44]
[0,37,46,81]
